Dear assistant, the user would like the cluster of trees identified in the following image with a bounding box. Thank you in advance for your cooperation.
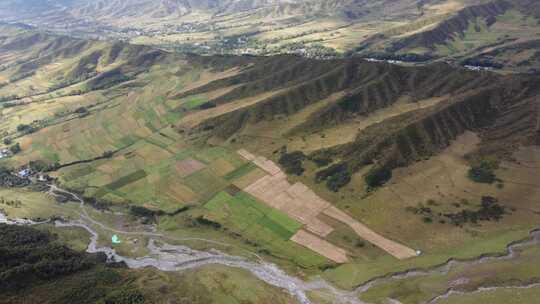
[129,205,164,224]
[308,153,333,167]
[468,159,499,184]
[443,196,506,226]
[278,151,306,176]
[0,224,147,304]
[9,143,21,154]
[0,167,29,187]
[315,161,393,192]
[194,216,222,230]
[16,123,38,135]
[29,159,59,172]
[74,106,89,115]
[406,196,507,226]
[0,197,22,208]
[316,163,352,192]
[0,224,95,291]
[0,95,18,103]
[364,166,392,189]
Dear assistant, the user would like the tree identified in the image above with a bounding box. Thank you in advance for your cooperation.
[365,166,392,189]
[9,143,21,154]
[468,160,498,184]
[74,106,88,114]
[326,171,351,192]
[278,151,306,176]
[16,124,36,134]
[102,150,114,158]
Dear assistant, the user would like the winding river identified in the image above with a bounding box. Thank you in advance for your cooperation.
[2,185,363,304]
[2,184,540,304]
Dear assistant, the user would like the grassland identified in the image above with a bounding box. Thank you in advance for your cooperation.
[360,244,540,303]
[133,265,297,304]
[438,285,540,304]
[434,9,540,57]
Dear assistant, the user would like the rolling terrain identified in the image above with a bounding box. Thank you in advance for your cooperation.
[1,24,540,303]
[1,0,540,72]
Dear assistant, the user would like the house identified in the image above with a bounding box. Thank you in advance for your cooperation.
[17,169,31,178]
[0,149,9,159]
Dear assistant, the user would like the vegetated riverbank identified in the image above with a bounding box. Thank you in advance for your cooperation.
[1,184,364,304]
[2,182,540,304]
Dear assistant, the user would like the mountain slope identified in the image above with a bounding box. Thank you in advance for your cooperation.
[0,0,476,59]
[1,27,540,303]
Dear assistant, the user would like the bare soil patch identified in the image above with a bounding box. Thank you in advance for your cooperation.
[175,158,206,178]
[291,229,349,263]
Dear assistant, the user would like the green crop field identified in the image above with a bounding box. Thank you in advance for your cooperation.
[224,162,257,181]
[200,190,326,268]
[181,95,208,110]
[205,191,302,240]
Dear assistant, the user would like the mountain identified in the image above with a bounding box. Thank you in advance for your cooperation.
[2,0,539,72]
[359,0,540,72]
[0,1,468,57]
[2,20,540,304]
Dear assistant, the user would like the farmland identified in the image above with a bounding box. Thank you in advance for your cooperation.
[1,24,540,304]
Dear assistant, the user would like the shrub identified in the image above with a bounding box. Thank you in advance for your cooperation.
[102,150,114,158]
[309,153,333,167]
[365,166,392,189]
[16,124,36,134]
[326,170,351,192]
[278,151,306,176]
[468,160,498,184]
[423,217,433,223]
[315,163,352,191]
[130,205,164,218]
[195,216,222,229]
[74,106,88,114]
[29,160,49,172]
[9,143,21,154]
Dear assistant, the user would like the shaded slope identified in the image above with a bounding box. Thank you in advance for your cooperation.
[389,0,513,52]
[312,76,540,190]
[179,57,497,138]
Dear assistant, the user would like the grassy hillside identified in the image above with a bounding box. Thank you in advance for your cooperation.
[0,1,477,58]
[2,0,539,72]
[357,0,540,72]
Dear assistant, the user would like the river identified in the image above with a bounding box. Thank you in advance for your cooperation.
[2,185,363,304]
[1,184,540,304]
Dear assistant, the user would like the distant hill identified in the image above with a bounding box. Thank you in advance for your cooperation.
[3,1,538,72]
[0,0,500,63]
